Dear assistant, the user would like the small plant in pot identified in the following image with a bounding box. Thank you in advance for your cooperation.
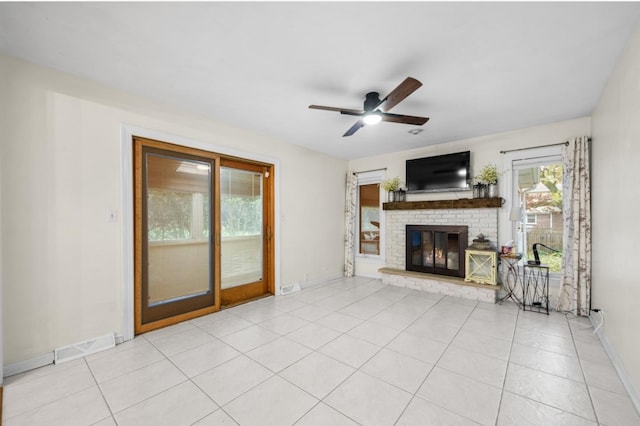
[476,163,498,198]
[381,177,404,202]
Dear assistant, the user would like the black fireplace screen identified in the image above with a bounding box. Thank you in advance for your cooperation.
[406,225,468,278]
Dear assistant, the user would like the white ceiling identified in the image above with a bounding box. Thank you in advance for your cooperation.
[1,2,639,160]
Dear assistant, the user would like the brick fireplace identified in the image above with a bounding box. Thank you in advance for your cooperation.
[380,198,501,302]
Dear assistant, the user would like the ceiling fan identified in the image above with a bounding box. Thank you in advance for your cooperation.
[309,77,429,137]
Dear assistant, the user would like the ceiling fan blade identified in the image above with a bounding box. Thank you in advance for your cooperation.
[380,112,429,125]
[340,110,365,117]
[343,121,364,137]
[309,105,364,115]
[380,77,423,112]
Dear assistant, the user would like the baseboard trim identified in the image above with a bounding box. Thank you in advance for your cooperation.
[299,273,343,290]
[3,352,54,378]
[590,315,640,414]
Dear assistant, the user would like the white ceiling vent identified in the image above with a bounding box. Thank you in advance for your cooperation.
[54,333,116,364]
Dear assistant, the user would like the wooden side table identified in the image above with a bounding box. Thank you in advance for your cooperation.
[523,264,550,314]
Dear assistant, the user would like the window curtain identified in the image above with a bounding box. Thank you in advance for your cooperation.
[557,137,591,315]
[344,171,358,277]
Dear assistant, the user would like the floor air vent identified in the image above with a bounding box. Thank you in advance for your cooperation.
[54,333,116,364]
[281,282,301,295]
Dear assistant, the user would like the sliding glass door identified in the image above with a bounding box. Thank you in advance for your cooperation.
[134,136,274,333]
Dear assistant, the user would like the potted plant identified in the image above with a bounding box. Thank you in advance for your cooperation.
[381,177,404,202]
[476,163,498,198]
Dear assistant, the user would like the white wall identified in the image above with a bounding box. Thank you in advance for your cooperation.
[348,118,591,278]
[591,23,640,404]
[0,55,346,367]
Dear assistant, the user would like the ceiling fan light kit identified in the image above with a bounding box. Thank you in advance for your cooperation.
[363,112,382,125]
[309,77,430,137]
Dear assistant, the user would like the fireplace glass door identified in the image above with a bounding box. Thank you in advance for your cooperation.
[407,225,468,278]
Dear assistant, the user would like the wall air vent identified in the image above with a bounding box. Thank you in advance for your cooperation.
[54,333,116,364]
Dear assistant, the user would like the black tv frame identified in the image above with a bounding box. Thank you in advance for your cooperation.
[406,151,471,193]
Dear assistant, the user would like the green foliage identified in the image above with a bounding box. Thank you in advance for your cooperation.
[540,164,563,209]
[221,196,262,237]
[147,190,261,241]
[476,163,498,184]
[381,177,402,192]
[147,190,193,241]
[526,250,563,273]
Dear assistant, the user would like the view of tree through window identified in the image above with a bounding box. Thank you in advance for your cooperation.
[221,195,262,237]
[147,189,194,241]
[521,164,563,272]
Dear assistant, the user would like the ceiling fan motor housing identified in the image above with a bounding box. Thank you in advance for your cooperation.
[364,92,382,111]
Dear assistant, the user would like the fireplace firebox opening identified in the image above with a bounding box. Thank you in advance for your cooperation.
[406,225,469,278]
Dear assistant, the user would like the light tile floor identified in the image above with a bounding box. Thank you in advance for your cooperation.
[4,277,640,425]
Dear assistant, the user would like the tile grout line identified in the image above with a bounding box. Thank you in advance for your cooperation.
[182,287,369,425]
[277,283,428,425]
[567,313,602,425]
[494,303,522,426]
[392,296,481,425]
[230,282,379,425]
[82,357,116,425]
[143,331,237,424]
[500,310,602,424]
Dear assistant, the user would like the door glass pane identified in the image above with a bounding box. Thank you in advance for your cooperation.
[422,231,434,267]
[447,234,459,270]
[517,163,563,272]
[221,167,263,289]
[434,232,446,268]
[409,231,421,266]
[146,154,212,307]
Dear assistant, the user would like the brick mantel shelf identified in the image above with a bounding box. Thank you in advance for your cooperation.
[383,197,503,211]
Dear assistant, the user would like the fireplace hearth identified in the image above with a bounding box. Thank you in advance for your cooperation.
[406,225,468,278]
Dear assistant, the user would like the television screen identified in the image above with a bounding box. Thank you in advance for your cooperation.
[406,151,471,193]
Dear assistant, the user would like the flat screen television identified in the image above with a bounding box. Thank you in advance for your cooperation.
[406,151,471,193]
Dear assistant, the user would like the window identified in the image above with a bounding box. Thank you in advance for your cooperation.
[508,149,564,273]
[355,169,384,258]
[526,213,537,225]
[359,183,380,255]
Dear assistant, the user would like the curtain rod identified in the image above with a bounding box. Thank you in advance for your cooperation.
[500,137,591,154]
[353,167,386,175]
[500,141,569,154]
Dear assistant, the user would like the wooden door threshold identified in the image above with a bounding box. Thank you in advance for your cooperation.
[221,293,272,310]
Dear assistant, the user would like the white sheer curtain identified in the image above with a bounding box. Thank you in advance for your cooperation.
[344,171,358,277]
[557,137,591,315]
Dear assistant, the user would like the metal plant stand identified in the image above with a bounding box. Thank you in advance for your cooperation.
[523,264,550,314]
[498,254,523,306]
